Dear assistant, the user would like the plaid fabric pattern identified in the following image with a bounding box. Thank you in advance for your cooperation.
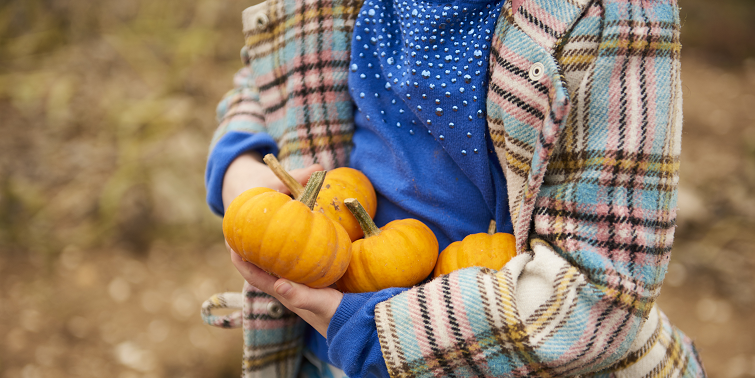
[212,0,362,171]
[374,0,704,377]
[201,283,307,378]
[592,308,706,378]
[241,282,308,378]
[212,56,267,149]
[247,0,360,170]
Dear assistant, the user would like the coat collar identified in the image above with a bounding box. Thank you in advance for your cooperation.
[511,0,593,54]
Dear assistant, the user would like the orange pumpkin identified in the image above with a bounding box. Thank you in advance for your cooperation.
[433,220,516,278]
[223,171,352,288]
[336,198,438,293]
[263,154,377,241]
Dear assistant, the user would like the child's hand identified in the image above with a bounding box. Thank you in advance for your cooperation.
[222,151,338,337]
[229,246,343,338]
[221,151,324,210]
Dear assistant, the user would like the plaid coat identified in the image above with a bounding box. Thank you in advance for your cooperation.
[202,0,707,376]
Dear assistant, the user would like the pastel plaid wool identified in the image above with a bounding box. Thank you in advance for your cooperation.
[211,0,361,171]
[202,283,308,377]
[203,0,706,376]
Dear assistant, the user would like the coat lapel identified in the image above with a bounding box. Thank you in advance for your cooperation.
[486,0,592,253]
[513,0,593,53]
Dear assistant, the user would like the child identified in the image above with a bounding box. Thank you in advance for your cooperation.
[204,0,706,376]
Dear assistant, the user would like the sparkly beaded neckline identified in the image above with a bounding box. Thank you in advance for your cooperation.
[349,0,505,158]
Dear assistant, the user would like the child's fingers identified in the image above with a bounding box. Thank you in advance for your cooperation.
[273,279,342,337]
[273,279,342,316]
[289,164,325,186]
[228,247,277,292]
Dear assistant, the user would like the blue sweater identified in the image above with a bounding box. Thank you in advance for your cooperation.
[205,0,508,375]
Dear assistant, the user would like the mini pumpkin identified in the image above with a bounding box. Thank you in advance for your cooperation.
[223,171,352,288]
[433,220,516,278]
[263,154,377,241]
[336,198,438,293]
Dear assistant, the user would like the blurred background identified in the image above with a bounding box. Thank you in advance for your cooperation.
[0,0,753,377]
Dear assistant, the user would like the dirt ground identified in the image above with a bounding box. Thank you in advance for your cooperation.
[0,0,754,377]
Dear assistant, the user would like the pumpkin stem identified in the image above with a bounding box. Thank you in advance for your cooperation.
[487,219,497,235]
[344,198,381,238]
[263,154,304,199]
[299,171,326,210]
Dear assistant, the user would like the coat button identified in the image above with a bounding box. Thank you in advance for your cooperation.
[528,62,545,81]
[267,301,284,318]
[254,13,270,30]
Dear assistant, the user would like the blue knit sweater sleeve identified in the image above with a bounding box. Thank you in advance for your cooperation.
[327,288,408,378]
[204,131,278,215]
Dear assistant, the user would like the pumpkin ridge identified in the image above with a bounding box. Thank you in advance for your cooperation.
[484,236,495,267]
[223,188,270,253]
[338,239,364,292]
[261,201,313,279]
[232,199,258,258]
[357,236,385,292]
[384,227,413,287]
[384,221,437,286]
[458,234,476,268]
[296,213,337,285]
[464,234,485,268]
[449,243,461,272]
[332,223,353,284]
[236,196,264,261]
[225,201,243,253]
[342,170,376,214]
[240,192,290,264]
[308,218,351,288]
[315,177,360,240]
[287,203,317,280]
[334,169,376,214]
[434,240,461,277]
[329,221,352,284]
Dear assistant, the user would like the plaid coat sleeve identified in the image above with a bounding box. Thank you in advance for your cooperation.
[237,0,361,171]
[373,0,706,377]
[210,45,268,150]
[212,0,361,170]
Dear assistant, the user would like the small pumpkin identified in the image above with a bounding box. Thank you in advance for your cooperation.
[433,220,516,278]
[223,171,352,288]
[336,198,438,293]
[263,154,377,241]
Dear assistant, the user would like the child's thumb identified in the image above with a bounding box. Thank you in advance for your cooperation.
[274,280,318,313]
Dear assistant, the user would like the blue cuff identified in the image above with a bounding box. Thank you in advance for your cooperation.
[205,131,278,215]
[328,293,373,339]
[327,289,407,378]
